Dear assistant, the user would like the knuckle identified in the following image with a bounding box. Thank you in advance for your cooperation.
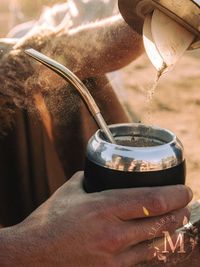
[173,207,191,226]
[156,207,191,234]
[107,231,124,251]
[90,194,117,219]
[97,226,124,254]
[77,197,107,218]
[72,171,84,179]
[76,170,83,175]
[147,192,168,214]
[182,206,190,217]
[89,199,108,217]
[77,170,84,177]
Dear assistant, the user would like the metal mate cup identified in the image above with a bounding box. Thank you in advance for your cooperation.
[84,123,186,193]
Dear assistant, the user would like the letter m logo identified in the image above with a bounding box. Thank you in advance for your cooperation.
[162,231,186,254]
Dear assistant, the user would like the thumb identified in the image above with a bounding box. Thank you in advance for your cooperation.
[65,171,86,194]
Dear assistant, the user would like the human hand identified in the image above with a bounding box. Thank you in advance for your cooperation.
[12,171,192,267]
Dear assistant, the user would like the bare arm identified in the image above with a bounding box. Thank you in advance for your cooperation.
[13,14,144,88]
[51,14,144,78]
[13,14,143,78]
[0,14,143,136]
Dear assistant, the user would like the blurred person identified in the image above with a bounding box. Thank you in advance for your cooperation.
[0,0,193,266]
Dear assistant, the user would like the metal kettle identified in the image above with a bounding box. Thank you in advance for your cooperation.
[119,0,200,50]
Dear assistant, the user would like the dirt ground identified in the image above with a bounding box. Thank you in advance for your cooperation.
[119,50,200,201]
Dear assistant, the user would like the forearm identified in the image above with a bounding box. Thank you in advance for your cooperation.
[1,14,144,86]
[55,14,144,77]
[0,14,144,135]
[17,14,144,79]
[0,14,144,93]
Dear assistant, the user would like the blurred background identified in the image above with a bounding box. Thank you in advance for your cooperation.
[0,0,200,200]
[0,0,60,37]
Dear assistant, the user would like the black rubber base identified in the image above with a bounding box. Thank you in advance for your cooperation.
[84,158,186,193]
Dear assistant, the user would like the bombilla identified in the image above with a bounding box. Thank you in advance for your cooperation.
[25,48,115,144]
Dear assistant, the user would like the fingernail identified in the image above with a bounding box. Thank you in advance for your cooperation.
[186,186,193,200]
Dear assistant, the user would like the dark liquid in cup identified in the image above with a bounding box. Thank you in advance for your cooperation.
[115,136,164,147]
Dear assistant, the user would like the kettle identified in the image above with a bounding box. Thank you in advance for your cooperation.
[119,0,200,49]
[119,0,200,72]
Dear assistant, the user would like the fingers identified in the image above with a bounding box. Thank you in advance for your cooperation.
[99,208,190,255]
[116,227,190,267]
[89,208,190,258]
[115,240,155,267]
[99,185,193,220]
[118,207,190,250]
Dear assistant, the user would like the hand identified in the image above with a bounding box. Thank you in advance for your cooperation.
[10,171,192,267]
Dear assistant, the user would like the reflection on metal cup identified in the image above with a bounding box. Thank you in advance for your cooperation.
[84,123,186,193]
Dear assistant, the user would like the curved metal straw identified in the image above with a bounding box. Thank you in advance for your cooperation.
[25,48,115,144]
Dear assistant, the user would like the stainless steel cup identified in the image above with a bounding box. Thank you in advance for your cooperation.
[84,123,186,193]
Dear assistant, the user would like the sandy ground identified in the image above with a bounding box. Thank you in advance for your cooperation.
[119,50,200,201]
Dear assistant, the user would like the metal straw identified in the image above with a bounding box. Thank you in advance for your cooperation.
[25,48,115,144]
